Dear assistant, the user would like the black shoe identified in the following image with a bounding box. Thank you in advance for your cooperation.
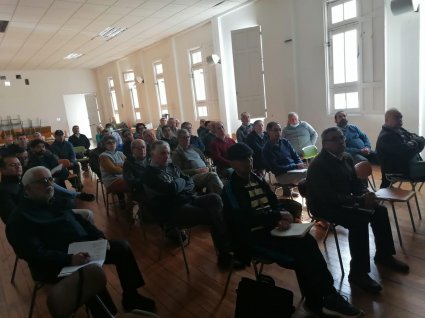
[77,192,95,202]
[348,273,382,293]
[322,293,363,317]
[217,253,245,270]
[374,255,409,273]
[122,293,156,313]
[165,228,187,245]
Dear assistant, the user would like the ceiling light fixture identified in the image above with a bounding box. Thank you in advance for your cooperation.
[64,53,83,60]
[96,26,127,41]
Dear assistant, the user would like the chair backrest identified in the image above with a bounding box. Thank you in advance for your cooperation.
[74,146,87,156]
[301,145,318,160]
[354,161,372,181]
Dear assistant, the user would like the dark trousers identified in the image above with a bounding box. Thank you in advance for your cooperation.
[254,232,335,308]
[105,240,145,293]
[173,193,230,254]
[317,205,395,274]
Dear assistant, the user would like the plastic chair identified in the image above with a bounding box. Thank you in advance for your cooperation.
[300,145,318,165]
[355,161,419,247]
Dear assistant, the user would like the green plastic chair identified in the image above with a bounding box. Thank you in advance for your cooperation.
[301,145,318,165]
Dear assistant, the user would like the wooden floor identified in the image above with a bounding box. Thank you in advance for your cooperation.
[1,167,425,318]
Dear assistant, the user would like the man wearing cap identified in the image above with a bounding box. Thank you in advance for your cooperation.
[223,143,362,317]
[50,130,83,190]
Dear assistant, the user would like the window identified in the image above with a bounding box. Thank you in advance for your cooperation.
[326,0,359,112]
[190,48,208,117]
[153,61,168,116]
[325,0,385,114]
[123,71,141,121]
[107,77,120,123]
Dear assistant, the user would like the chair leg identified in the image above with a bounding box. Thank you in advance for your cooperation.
[331,224,344,276]
[390,202,403,247]
[412,189,422,220]
[406,200,417,233]
[222,256,234,299]
[11,256,19,284]
[176,227,190,274]
[106,192,110,216]
[28,282,43,318]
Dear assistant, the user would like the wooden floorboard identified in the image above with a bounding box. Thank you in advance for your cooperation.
[1,167,425,317]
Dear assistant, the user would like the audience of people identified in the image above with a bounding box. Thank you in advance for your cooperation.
[223,143,362,317]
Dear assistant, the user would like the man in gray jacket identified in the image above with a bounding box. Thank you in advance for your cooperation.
[283,112,318,155]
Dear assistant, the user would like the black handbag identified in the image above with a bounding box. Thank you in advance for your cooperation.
[234,277,294,318]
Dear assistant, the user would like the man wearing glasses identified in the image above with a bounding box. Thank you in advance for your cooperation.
[306,127,409,294]
[6,166,156,314]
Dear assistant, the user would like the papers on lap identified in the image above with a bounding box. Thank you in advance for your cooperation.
[270,223,314,238]
[58,240,108,277]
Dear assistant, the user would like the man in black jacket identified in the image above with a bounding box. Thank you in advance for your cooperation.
[143,140,239,269]
[68,125,91,171]
[6,166,156,314]
[376,108,425,188]
[223,143,362,317]
[306,127,409,294]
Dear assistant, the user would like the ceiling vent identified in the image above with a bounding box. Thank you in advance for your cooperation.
[0,20,9,33]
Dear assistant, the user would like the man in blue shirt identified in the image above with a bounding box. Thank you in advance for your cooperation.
[262,122,307,196]
[335,111,378,164]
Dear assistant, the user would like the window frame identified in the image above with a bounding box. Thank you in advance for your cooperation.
[189,47,208,118]
[107,77,120,123]
[325,0,362,113]
[153,61,169,117]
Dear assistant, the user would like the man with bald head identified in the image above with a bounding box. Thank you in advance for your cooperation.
[376,108,425,188]
[6,166,156,313]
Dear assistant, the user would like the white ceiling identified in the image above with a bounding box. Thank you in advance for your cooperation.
[0,0,250,70]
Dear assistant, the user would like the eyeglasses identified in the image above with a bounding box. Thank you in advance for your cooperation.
[31,176,54,185]
[7,162,22,167]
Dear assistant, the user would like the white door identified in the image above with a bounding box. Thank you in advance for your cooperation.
[85,94,101,141]
[231,26,266,118]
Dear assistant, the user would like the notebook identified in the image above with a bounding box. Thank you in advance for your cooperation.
[270,223,314,238]
[58,239,107,277]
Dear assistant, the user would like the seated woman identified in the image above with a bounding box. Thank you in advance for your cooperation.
[222,143,362,317]
[134,123,147,140]
[99,135,132,212]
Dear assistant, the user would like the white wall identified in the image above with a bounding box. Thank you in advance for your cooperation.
[0,69,97,133]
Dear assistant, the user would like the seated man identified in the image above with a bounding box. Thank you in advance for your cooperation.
[50,129,83,190]
[123,139,149,196]
[155,117,167,140]
[202,121,216,156]
[142,129,157,159]
[262,121,307,195]
[143,140,240,269]
[306,127,409,293]
[246,119,268,176]
[335,111,378,164]
[209,121,236,177]
[376,108,425,188]
[121,128,135,158]
[282,112,318,156]
[16,133,29,150]
[68,125,91,171]
[223,143,362,317]
[181,121,205,152]
[27,139,69,188]
[236,112,253,143]
[160,125,178,152]
[172,129,223,194]
[197,119,209,141]
[6,166,156,313]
